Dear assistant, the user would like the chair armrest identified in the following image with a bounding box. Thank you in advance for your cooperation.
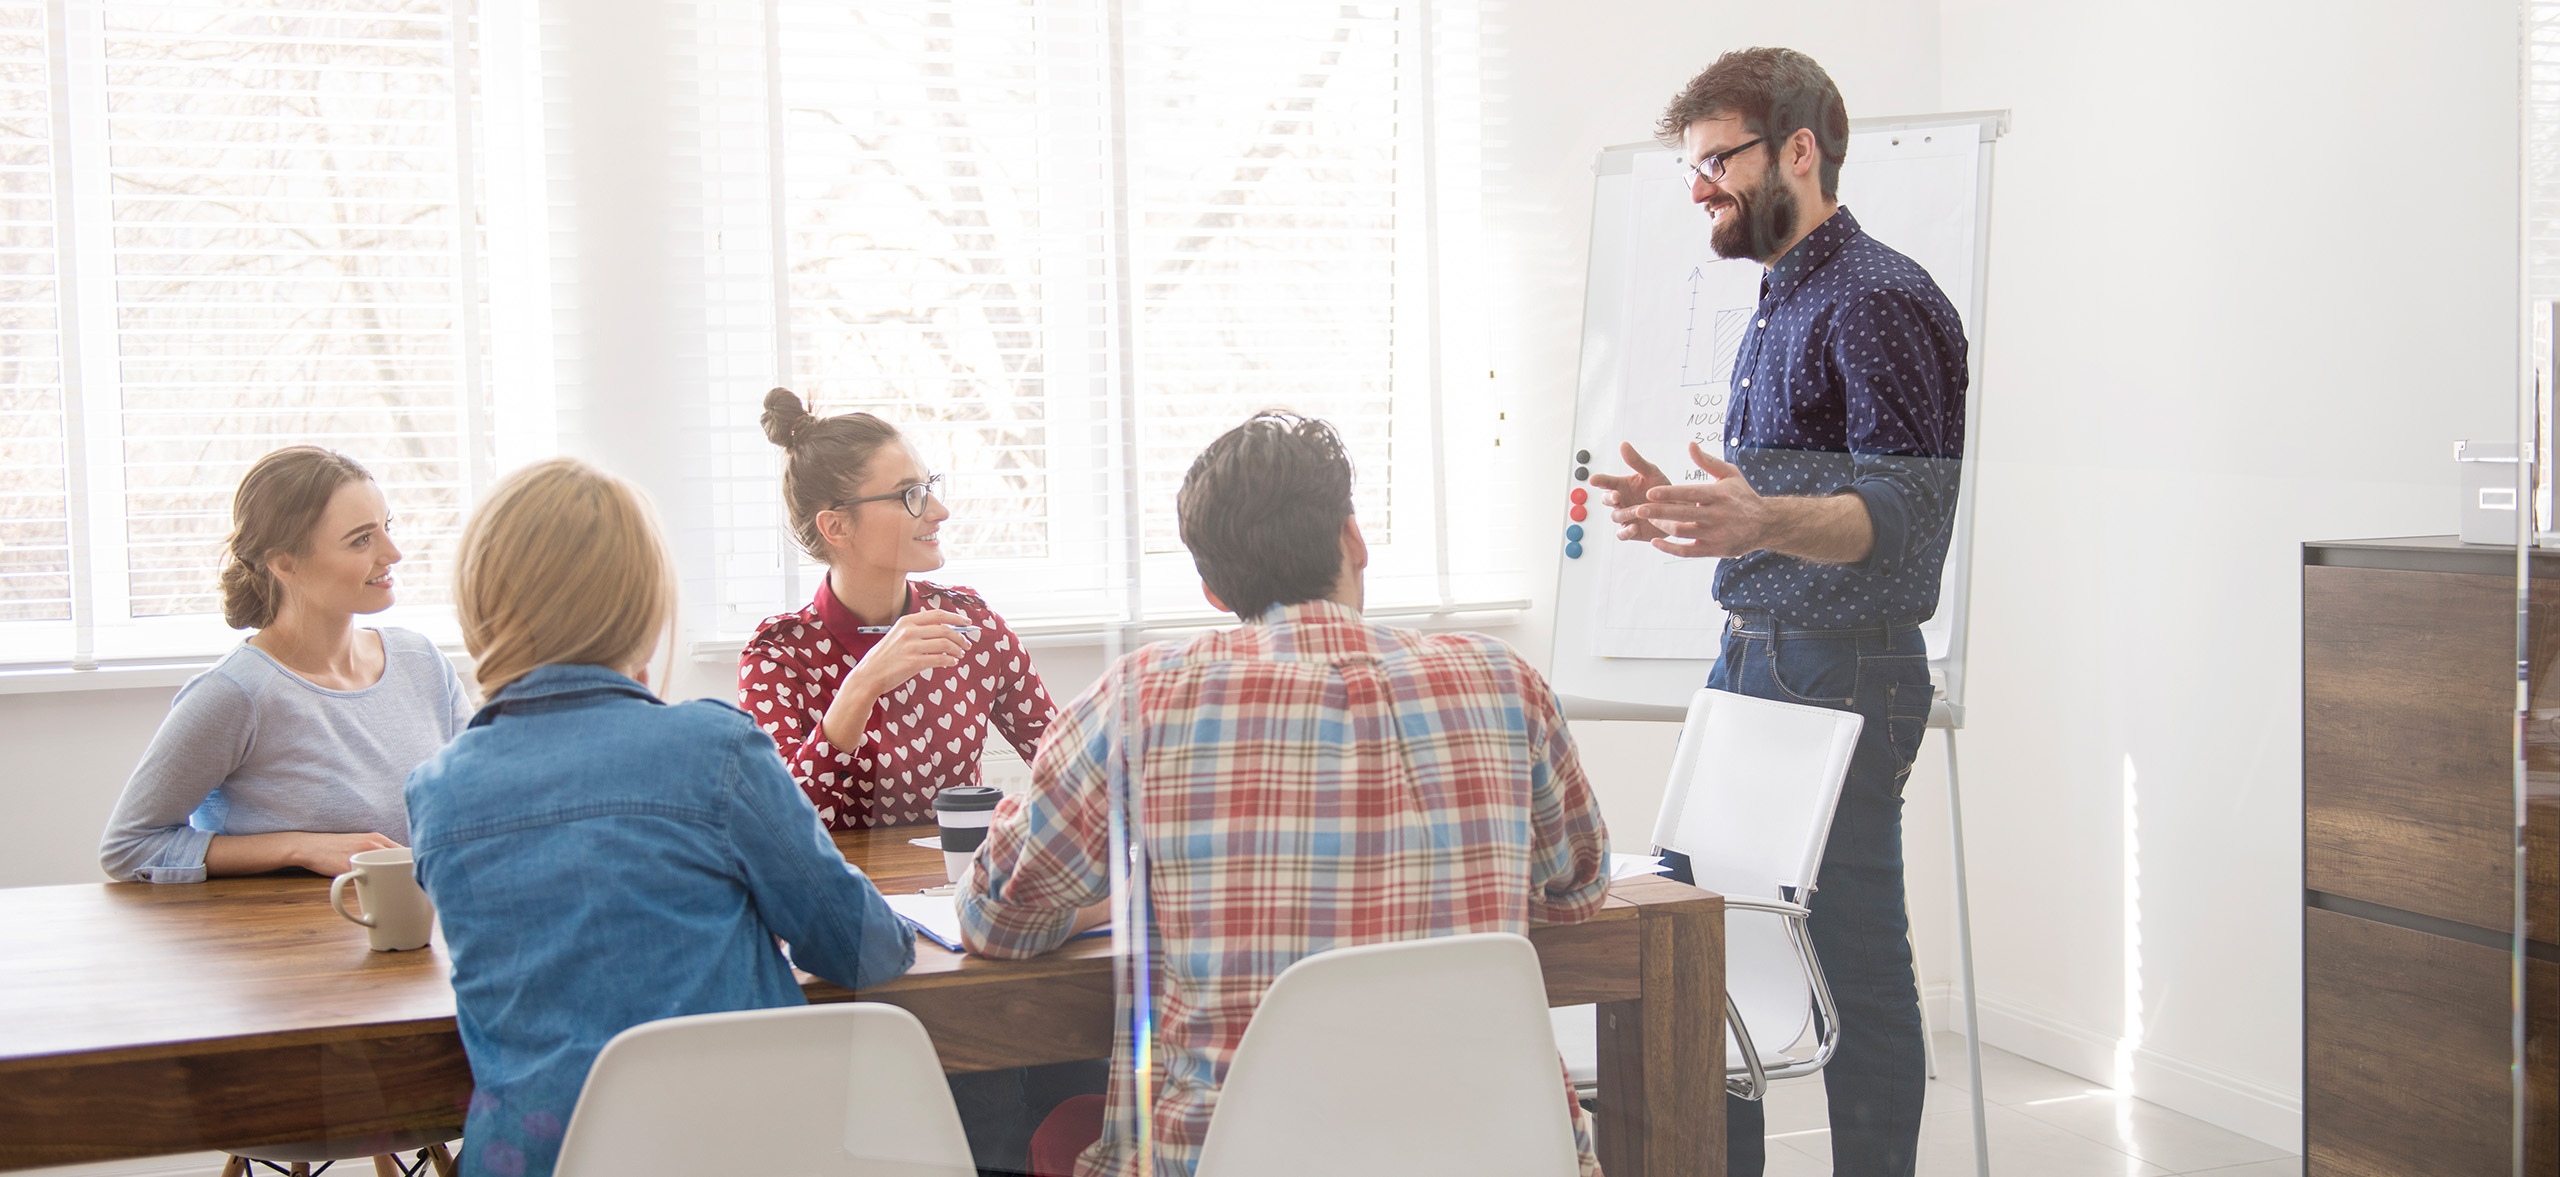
[1721,895,1811,919]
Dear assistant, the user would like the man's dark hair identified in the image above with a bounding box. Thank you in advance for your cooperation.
[1658,47,1849,199]
[1177,412,1354,620]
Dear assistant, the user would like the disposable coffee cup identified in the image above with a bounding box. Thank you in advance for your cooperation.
[329,847,435,952]
[933,786,1003,884]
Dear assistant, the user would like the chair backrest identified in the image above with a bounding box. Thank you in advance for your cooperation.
[1648,688,1862,1061]
[553,1002,974,1177]
[1194,932,1579,1177]
[1650,687,1861,899]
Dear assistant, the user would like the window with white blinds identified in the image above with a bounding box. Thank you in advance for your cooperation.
[765,0,1117,626]
[1,0,489,664]
[0,1,1505,667]
[0,1,65,625]
[744,0,1488,635]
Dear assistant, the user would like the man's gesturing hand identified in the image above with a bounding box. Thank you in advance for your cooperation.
[1586,442,1675,544]
[1633,443,1771,559]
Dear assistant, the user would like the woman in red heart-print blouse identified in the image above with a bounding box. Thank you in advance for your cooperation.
[738,389,1058,830]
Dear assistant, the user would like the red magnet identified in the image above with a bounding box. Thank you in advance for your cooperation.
[1569,488,1587,505]
[1569,505,1587,522]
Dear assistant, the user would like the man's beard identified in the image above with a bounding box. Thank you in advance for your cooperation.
[1710,165,1799,263]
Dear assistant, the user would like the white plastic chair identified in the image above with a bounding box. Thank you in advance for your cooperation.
[1553,687,1861,1102]
[552,1002,974,1177]
[1195,932,1579,1177]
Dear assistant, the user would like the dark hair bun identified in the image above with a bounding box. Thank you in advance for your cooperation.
[760,387,813,448]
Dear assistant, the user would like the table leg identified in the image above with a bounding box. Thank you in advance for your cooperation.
[1594,894,1725,1177]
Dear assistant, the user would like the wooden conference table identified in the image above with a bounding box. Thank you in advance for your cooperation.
[0,829,1725,1176]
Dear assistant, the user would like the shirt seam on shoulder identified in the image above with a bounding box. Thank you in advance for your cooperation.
[418,799,719,848]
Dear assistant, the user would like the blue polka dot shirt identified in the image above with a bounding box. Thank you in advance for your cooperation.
[1717,206,1968,628]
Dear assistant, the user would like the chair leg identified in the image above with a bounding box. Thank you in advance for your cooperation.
[423,1144,457,1177]
[289,1165,310,1177]
[219,1157,247,1177]
[372,1156,400,1177]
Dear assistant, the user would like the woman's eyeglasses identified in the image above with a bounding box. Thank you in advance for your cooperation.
[831,474,944,518]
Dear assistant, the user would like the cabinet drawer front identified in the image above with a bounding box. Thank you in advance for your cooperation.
[2304,566,2517,934]
[2305,907,2522,1177]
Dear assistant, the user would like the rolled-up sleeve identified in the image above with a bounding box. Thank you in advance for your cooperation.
[99,675,253,883]
[958,687,1111,959]
[723,727,914,989]
[1831,288,1965,577]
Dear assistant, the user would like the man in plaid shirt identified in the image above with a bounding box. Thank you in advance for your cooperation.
[958,412,1613,1177]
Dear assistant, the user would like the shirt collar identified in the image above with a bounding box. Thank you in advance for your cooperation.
[811,576,920,639]
[472,662,660,726]
[1247,597,1383,663]
[1763,205,1862,299]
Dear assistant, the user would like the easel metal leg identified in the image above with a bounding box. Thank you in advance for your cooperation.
[1945,728,1991,1176]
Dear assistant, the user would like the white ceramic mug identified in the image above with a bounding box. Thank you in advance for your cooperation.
[329,847,435,952]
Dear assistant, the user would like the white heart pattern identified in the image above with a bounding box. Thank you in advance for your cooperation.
[759,660,776,673]
[816,638,831,653]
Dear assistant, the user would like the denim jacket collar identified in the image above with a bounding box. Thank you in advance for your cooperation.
[469,663,661,728]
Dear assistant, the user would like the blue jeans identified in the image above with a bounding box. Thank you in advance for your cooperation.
[1679,610,1933,1177]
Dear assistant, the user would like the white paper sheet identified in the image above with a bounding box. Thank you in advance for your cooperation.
[1586,152,1755,660]
[1609,853,1673,882]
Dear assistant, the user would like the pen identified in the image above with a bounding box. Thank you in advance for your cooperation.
[855,624,981,638]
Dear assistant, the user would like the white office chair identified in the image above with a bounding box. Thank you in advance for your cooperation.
[552,1002,975,1177]
[1554,687,1861,1101]
[1195,932,1580,1177]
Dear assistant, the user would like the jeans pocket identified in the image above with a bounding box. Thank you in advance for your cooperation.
[1762,635,1858,707]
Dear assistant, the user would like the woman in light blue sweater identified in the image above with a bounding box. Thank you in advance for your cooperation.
[98,446,471,884]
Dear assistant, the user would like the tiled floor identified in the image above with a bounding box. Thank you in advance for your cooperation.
[1757,1033,2300,1177]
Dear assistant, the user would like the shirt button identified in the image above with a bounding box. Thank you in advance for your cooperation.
[1741,378,1752,388]
[1756,319,1767,328]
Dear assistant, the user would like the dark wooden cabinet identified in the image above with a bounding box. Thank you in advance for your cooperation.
[2303,538,2558,1177]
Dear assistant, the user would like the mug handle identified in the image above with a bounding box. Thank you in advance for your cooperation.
[330,870,377,928]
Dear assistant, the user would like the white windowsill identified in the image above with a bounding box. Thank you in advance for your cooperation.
[690,599,1533,662]
[0,602,1530,697]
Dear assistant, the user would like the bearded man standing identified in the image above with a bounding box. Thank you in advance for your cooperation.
[1588,47,1968,1177]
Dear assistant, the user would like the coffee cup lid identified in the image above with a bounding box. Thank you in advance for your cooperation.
[933,785,1003,812]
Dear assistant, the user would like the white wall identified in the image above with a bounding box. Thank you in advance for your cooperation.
[1921,0,2518,1149]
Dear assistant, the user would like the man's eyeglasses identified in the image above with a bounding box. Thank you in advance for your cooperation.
[1680,136,1764,186]
[832,474,944,518]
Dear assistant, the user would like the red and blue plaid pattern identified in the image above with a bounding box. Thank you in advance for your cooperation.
[960,600,1611,1177]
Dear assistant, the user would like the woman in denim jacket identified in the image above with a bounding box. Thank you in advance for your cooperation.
[405,458,915,1177]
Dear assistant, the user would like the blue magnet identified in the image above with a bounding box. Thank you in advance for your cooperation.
[1565,540,1584,559]
[1566,524,1584,542]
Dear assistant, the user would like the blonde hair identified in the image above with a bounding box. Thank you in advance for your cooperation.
[219,446,373,630]
[456,458,676,698]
